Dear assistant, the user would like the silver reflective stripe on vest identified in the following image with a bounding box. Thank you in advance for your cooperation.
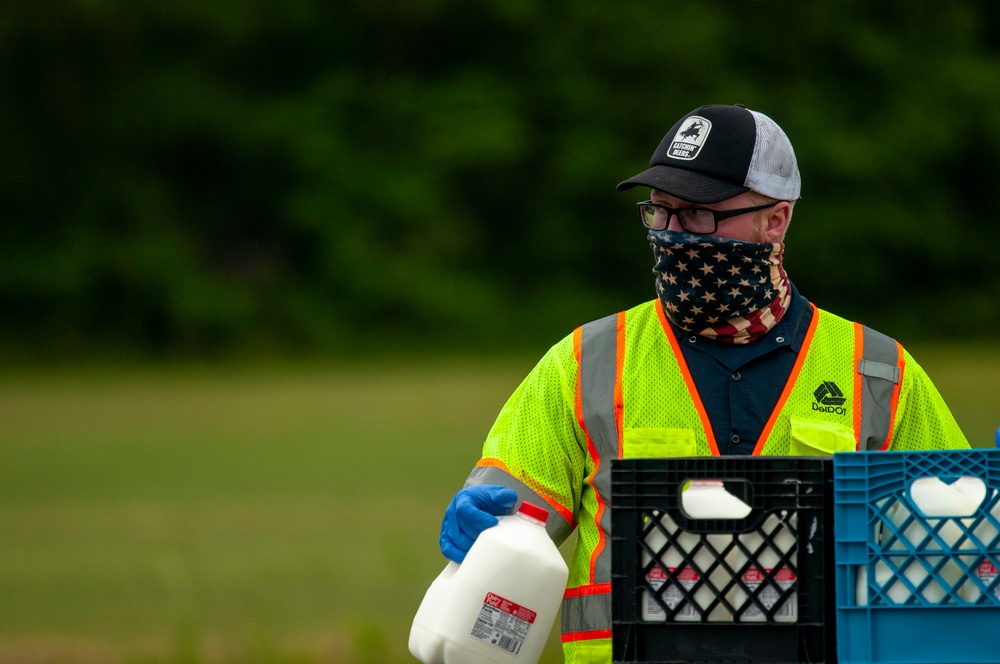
[579,313,621,584]
[561,591,612,638]
[563,314,621,637]
[858,326,901,451]
[465,465,573,544]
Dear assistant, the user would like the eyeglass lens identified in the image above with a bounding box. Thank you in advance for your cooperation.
[640,204,715,233]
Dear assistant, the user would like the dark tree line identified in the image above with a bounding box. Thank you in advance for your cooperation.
[3,0,999,359]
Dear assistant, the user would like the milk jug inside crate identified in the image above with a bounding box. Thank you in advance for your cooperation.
[640,477,802,623]
[855,473,1000,606]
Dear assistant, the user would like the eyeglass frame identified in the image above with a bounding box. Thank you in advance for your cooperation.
[636,200,780,234]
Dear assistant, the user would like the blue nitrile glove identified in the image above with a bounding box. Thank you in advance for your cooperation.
[440,485,518,563]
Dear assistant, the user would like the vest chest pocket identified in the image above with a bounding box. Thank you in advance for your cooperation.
[622,427,697,458]
[788,417,856,456]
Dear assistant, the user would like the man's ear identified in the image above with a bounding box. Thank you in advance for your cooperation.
[764,201,793,243]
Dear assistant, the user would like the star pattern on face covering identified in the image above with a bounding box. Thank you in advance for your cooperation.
[649,233,787,333]
[647,230,794,344]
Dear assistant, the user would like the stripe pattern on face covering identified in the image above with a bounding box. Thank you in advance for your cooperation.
[648,230,791,344]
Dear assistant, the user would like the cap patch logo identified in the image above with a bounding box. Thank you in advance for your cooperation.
[669,116,711,161]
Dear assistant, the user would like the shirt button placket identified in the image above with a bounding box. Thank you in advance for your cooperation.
[729,372,744,450]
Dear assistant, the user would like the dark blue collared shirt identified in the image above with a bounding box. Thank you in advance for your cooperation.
[667,284,814,454]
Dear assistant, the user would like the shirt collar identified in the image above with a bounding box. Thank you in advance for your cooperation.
[775,283,811,353]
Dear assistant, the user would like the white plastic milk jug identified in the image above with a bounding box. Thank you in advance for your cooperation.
[409,501,568,664]
[641,480,752,622]
[727,510,798,622]
[954,477,1000,602]
[641,510,701,622]
[856,476,980,605]
[962,431,1000,602]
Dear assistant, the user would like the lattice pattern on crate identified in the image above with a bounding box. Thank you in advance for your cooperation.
[861,489,1000,606]
[639,507,800,622]
[903,453,991,482]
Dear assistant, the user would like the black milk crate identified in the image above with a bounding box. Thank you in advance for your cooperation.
[611,457,834,664]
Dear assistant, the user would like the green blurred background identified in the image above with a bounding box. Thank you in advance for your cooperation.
[4,0,1000,359]
[2,1,999,662]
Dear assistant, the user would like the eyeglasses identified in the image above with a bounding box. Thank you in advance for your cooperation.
[637,201,778,234]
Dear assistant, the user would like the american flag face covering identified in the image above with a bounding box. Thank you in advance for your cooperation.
[648,230,791,344]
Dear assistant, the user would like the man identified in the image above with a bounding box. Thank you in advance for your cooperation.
[437,104,969,663]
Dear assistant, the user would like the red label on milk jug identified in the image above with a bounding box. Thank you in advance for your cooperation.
[977,559,999,598]
[742,566,796,619]
[645,566,699,618]
[470,592,537,655]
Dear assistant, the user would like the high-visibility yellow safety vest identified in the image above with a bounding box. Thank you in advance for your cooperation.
[466,299,968,664]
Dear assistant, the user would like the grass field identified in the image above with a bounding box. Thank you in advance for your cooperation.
[1,346,997,663]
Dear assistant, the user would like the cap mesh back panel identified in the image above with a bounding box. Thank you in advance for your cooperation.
[746,111,801,200]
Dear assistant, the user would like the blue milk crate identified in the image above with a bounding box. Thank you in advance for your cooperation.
[833,450,1000,664]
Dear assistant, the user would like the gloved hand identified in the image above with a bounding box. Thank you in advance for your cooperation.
[440,484,518,563]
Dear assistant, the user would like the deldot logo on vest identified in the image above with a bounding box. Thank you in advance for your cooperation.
[812,381,847,415]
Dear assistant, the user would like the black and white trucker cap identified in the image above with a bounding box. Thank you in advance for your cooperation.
[616,104,801,203]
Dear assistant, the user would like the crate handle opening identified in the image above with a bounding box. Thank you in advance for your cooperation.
[679,478,753,519]
[908,476,987,518]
